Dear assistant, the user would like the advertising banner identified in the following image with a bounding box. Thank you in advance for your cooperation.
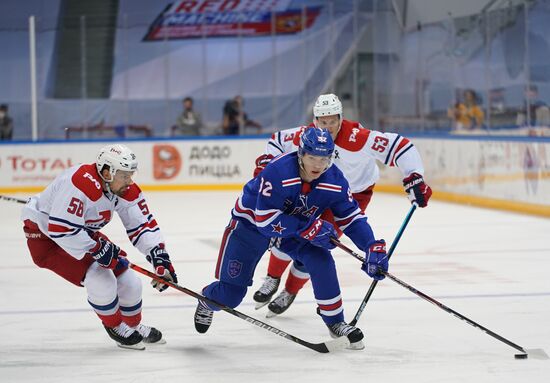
[378,137,550,208]
[143,0,321,41]
[1,136,549,216]
[0,139,266,192]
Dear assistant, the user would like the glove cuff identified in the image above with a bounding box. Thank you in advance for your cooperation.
[299,219,323,240]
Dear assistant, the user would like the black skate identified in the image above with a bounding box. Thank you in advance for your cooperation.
[327,322,364,350]
[253,275,280,309]
[266,289,296,318]
[194,300,214,334]
[134,323,166,344]
[104,322,145,350]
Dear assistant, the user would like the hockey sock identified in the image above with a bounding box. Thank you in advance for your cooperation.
[267,252,292,278]
[121,312,141,327]
[285,267,310,295]
[98,309,123,328]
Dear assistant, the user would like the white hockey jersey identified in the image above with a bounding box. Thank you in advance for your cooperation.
[21,163,164,260]
[264,120,425,193]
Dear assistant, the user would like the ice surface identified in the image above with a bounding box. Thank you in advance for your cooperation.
[1,192,549,383]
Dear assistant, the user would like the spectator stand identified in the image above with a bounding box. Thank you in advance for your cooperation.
[64,122,152,140]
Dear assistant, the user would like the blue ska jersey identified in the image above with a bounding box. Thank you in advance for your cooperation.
[232,152,375,252]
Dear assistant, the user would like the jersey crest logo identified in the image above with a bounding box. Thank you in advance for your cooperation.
[349,128,360,143]
[291,194,319,218]
[85,210,112,229]
[83,172,101,189]
[227,260,242,278]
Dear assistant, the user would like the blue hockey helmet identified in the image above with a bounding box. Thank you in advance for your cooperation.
[298,127,335,161]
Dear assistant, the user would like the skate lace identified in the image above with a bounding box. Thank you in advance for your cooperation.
[134,323,152,338]
[258,276,279,295]
[196,301,213,325]
[113,322,136,338]
[329,322,355,337]
[272,290,294,307]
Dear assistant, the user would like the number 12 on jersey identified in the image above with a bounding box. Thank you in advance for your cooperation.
[259,177,273,197]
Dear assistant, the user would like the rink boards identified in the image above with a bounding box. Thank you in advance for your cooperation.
[0,134,549,217]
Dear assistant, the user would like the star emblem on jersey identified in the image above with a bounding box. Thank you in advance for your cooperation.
[271,222,286,234]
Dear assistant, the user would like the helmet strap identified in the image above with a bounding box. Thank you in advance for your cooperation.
[98,167,116,197]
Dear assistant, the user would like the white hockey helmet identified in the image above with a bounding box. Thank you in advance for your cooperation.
[313,94,343,118]
[96,144,138,182]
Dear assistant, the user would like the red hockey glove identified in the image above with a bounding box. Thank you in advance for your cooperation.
[253,154,274,178]
[403,172,432,207]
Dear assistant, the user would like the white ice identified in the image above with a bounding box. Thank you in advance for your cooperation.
[1,192,549,383]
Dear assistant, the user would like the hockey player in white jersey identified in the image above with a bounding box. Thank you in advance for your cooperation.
[21,144,178,350]
[253,94,432,316]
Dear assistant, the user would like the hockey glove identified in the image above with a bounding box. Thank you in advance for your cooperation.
[253,154,274,178]
[298,218,337,250]
[89,238,126,269]
[146,244,178,292]
[403,172,432,208]
[362,240,388,280]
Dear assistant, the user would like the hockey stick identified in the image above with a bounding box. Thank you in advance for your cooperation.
[0,195,28,204]
[128,262,350,354]
[348,203,416,326]
[333,240,549,360]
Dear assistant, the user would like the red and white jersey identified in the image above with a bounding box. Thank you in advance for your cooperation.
[265,120,425,193]
[21,163,163,260]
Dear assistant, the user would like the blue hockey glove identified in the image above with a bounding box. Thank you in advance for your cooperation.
[89,237,125,269]
[361,240,388,280]
[146,244,178,292]
[298,218,337,249]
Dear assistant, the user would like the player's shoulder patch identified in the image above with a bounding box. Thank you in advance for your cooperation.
[71,164,103,201]
[119,183,142,202]
[335,120,370,152]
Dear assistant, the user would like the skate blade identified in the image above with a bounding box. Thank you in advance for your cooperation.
[254,300,270,310]
[143,338,167,345]
[328,333,364,350]
[266,309,279,318]
[116,341,146,350]
[325,336,352,352]
[347,340,365,350]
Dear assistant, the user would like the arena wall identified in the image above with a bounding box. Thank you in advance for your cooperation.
[1,135,549,217]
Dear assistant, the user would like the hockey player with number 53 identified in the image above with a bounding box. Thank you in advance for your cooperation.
[21,144,178,350]
[194,127,388,349]
[252,94,432,317]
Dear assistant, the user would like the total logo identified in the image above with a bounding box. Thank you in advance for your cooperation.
[153,145,182,180]
[6,155,74,172]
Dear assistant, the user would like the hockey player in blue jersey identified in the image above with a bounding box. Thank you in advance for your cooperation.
[194,127,388,349]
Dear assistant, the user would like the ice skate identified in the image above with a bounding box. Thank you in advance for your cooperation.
[104,322,145,350]
[327,321,364,350]
[194,300,214,334]
[253,275,281,309]
[266,289,296,318]
[134,323,166,344]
